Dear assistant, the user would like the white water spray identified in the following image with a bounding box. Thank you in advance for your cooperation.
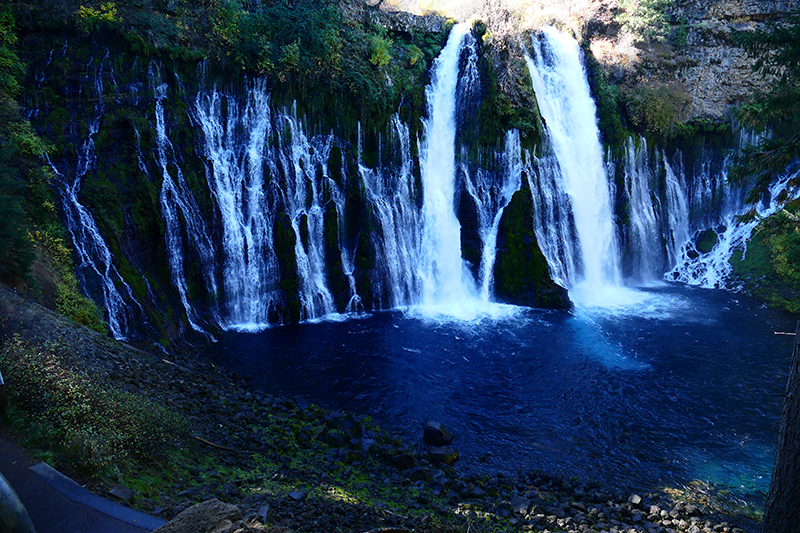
[150,64,218,333]
[464,130,523,300]
[360,117,423,308]
[418,23,479,309]
[527,27,621,292]
[194,81,280,329]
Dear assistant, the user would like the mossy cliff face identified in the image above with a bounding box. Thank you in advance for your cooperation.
[493,184,572,310]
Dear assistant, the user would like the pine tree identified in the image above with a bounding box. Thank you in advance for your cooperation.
[730,12,800,205]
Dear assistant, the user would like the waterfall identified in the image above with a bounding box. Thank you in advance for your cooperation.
[361,117,423,308]
[150,64,219,333]
[623,137,663,281]
[193,81,281,329]
[55,52,142,340]
[277,107,338,320]
[527,27,621,290]
[464,130,523,300]
[418,22,479,308]
[663,154,690,269]
[665,130,797,289]
[529,133,579,287]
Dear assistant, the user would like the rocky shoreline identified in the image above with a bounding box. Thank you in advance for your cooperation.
[0,287,760,533]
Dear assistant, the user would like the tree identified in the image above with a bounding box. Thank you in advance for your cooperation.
[735,12,800,533]
[763,322,800,533]
[730,11,800,205]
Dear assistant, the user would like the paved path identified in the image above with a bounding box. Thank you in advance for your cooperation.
[0,430,165,533]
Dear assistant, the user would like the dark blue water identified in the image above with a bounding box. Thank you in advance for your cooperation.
[210,283,796,505]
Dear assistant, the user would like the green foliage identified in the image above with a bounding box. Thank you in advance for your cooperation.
[0,10,24,98]
[76,2,121,35]
[731,208,800,312]
[55,272,109,335]
[615,0,668,43]
[730,11,800,205]
[584,49,626,150]
[0,336,189,479]
[672,15,690,49]
[0,9,56,282]
[370,35,393,68]
[31,229,109,334]
[407,44,424,66]
[623,80,692,137]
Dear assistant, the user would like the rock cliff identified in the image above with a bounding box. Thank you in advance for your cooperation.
[583,0,795,122]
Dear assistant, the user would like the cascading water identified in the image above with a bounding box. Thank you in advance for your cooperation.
[527,27,621,293]
[360,117,423,308]
[669,153,798,288]
[463,130,523,300]
[193,81,281,328]
[150,64,219,333]
[529,134,579,287]
[418,23,479,309]
[277,107,338,320]
[663,154,690,269]
[623,137,662,281]
[54,52,142,340]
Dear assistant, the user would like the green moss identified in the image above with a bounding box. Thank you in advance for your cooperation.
[731,208,800,312]
[273,211,300,322]
[323,204,350,312]
[493,183,570,309]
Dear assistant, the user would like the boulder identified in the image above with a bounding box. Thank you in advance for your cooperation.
[427,446,459,465]
[423,421,454,447]
[511,496,532,515]
[493,188,572,310]
[153,498,241,533]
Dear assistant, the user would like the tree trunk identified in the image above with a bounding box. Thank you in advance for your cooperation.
[762,321,800,532]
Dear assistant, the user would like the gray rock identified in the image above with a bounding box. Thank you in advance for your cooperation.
[628,493,643,507]
[288,491,307,501]
[153,498,241,533]
[257,504,273,524]
[427,446,459,465]
[423,421,455,447]
[511,496,531,515]
[109,484,134,501]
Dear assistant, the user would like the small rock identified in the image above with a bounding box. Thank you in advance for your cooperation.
[257,504,273,524]
[427,446,459,465]
[423,421,455,447]
[153,498,241,533]
[511,496,531,515]
[389,453,415,471]
[288,491,307,501]
[406,466,431,482]
[628,494,643,507]
[109,484,134,501]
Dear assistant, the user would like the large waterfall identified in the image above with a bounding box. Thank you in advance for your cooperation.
[418,23,480,310]
[43,24,798,340]
[527,27,621,293]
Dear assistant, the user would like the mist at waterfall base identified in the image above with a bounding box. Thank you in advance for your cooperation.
[212,285,794,506]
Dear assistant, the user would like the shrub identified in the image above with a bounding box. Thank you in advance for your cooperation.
[370,35,393,68]
[615,0,668,43]
[623,80,692,137]
[0,336,189,479]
